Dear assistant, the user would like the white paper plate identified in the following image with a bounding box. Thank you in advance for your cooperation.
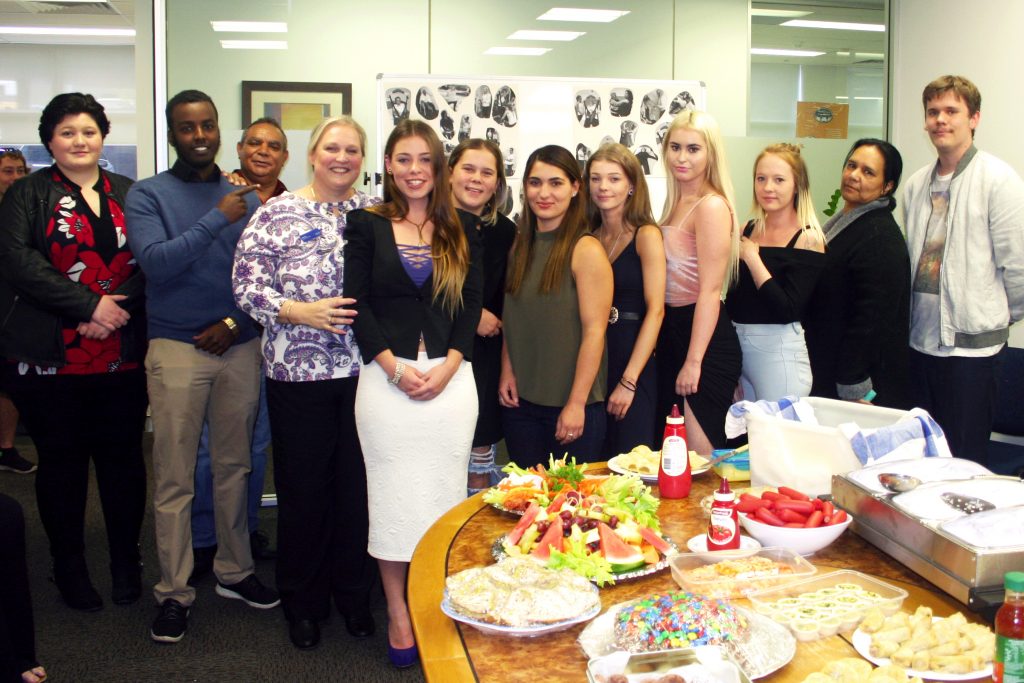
[851,618,994,681]
[685,534,762,561]
[608,452,712,483]
[440,592,600,637]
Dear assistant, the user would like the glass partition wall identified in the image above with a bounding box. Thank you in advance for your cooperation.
[159,0,887,219]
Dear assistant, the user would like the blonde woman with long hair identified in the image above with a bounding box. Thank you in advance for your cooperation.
[656,110,741,455]
[344,120,482,667]
[725,143,825,401]
[585,143,665,455]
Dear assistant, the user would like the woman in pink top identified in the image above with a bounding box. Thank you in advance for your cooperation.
[656,110,742,454]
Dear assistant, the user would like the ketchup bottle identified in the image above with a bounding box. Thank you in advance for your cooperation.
[658,404,691,498]
[707,476,741,551]
[994,570,1024,683]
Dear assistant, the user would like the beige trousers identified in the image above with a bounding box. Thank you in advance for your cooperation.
[146,338,262,606]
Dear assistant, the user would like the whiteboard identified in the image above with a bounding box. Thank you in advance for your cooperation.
[376,73,706,219]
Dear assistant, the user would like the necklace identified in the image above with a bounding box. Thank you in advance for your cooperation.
[309,184,348,212]
[406,215,429,245]
[603,226,631,260]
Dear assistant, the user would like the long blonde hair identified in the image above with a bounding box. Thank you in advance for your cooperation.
[507,145,588,295]
[371,120,469,315]
[659,110,739,292]
[748,143,824,245]
[584,143,656,231]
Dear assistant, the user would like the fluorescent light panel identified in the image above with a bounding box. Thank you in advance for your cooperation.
[781,19,885,32]
[854,96,884,100]
[507,29,584,41]
[750,9,811,18]
[0,26,134,36]
[537,8,629,22]
[485,46,550,56]
[856,52,885,59]
[751,47,824,57]
[220,40,287,50]
[23,0,104,3]
[210,21,287,33]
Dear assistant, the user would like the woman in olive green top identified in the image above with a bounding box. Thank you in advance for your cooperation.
[499,145,613,464]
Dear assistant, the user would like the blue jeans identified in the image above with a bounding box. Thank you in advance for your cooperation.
[734,322,812,402]
[192,374,270,548]
[502,399,606,466]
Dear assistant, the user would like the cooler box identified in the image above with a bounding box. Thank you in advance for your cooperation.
[745,397,912,496]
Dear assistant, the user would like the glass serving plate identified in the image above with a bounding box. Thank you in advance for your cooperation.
[440,591,601,637]
[491,534,678,584]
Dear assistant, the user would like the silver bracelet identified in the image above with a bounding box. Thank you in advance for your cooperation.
[389,361,406,385]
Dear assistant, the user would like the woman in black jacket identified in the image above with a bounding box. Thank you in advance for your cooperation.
[0,93,148,612]
[804,138,911,409]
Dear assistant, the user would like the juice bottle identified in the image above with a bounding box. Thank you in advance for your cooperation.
[994,570,1024,683]
[658,404,691,498]
[707,476,740,551]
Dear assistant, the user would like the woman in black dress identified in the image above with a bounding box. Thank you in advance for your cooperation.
[447,139,515,493]
[804,138,911,408]
[584,143,665,455]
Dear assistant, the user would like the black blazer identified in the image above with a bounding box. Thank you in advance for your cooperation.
[344,209,482,363]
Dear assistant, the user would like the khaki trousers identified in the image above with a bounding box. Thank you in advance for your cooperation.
[146,338,261,606]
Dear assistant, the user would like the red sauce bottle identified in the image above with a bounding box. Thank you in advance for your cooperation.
[707,476,741,551]
[658,404,691,499]
[994,570,1024,683]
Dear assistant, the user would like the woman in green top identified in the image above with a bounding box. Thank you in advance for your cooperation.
[499,145,613,464]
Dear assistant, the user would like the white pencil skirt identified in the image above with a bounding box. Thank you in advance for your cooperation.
[355,352,478,562]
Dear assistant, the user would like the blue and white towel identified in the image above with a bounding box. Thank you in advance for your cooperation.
[724,396,818,439]
[839,409,953,464]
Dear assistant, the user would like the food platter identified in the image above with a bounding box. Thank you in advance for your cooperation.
[491,535,678,584]
[851,618,994,681]
[607,452,712,483]
[441,592,601,637]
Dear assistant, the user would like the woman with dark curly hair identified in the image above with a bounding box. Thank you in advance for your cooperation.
[0,93,148,612]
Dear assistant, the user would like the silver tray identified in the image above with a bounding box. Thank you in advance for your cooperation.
[491,534,678,584]
[441,591,601,637]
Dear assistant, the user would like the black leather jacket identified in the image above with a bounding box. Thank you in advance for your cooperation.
[0,167,146,367]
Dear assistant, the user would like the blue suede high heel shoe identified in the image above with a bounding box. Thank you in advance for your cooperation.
[388,641,419,669]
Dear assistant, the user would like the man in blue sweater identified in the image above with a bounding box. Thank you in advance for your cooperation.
[126,90,279,644]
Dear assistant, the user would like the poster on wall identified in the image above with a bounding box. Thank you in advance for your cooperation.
[796,101,849,139]
[378,74,706,219]
[242,81,352,129]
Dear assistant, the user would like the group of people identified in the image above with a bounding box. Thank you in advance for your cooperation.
[1,72,1022,682]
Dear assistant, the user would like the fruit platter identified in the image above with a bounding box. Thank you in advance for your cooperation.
[491,473,676,585]
[482,456,603,514]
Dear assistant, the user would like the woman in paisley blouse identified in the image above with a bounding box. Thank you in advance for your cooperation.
[0,93,147,613]
[233,116,379,650]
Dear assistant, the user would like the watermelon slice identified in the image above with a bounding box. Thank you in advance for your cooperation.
[545,493,567,514]
[531,518,564,560]
[639,526,671,555]
[598,522,645,573]
[507,502,540,545]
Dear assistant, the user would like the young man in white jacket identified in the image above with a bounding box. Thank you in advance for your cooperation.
[903,75,1024,465]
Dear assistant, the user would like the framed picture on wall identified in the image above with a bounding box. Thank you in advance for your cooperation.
[241,81,352,129]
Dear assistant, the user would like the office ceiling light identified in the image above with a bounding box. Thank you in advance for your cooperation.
[0,26,134,36]
[750,48,824,57]
[22,0,106,3]
[836,51,851,56]
[210,21,287,33]
[537,8,629,23]
[485,46,550,56]
[854,96,884,101]
[750,9,812,18]
[781,20,885,32]
[508,30,584,41]
[855,52,885,59]
[220,40,287,50]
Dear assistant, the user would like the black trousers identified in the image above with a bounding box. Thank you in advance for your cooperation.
[909,347,1004,466]
[266,376,377,622]
[4,367,148,566]
[0,494,38,682]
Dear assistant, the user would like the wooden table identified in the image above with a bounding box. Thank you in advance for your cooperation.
[408,468,987,682]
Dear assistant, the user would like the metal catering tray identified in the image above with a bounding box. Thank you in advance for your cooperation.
[832,469,1024,618]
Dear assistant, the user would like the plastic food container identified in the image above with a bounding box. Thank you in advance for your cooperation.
[712,448,751,482]
[746,569,908,640]
[669,546,816,599]
[586,647,752,683]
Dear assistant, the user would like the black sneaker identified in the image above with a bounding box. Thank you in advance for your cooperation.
[215,574,280,609]
[0,448,36,474]
[151,599,189,643]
